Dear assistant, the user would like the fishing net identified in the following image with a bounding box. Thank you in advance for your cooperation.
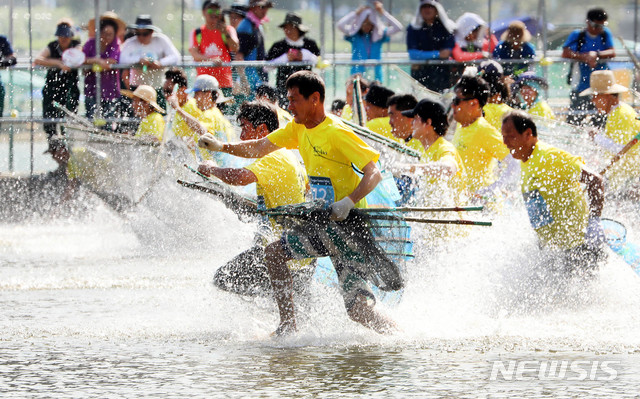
[65,124,181,206]
[268,201,409,292]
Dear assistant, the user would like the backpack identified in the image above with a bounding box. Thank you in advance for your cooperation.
[566,30,608,86]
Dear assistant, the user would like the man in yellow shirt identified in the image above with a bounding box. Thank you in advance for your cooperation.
[451,76,516,197]
[342,74,370,122]
[401,99,468,204]
[163,68,201,146]
[198,71,399,335]
[387,93,421,204]
[190,75,234,141]
[123,85,165,142]
[581,70,640,194]
[196,101,312,297]
[479,60,513,131]
[167,74,234,163]
[501,111,605,271]
[364,83,395,140]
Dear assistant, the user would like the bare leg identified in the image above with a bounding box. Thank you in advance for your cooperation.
[346,294,398,334]
[263,241,297,335]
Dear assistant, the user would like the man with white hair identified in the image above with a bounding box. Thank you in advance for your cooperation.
[406,0,456,93]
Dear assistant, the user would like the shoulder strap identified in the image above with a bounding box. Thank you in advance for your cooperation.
[195,27,202,47]
[576,30,587,51]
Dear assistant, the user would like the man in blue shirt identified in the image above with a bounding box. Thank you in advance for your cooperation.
[562,8,615,125]
[406,0,456,93]
[235,0,272,97]
[0,35,17,117]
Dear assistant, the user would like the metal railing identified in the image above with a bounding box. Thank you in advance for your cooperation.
[1,55,637,175]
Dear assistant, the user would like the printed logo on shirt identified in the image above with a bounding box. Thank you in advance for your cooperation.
[523,189,554,229]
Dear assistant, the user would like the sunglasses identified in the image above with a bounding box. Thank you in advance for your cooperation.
[136,30,153,37]
[206,8,222,16]
[587,20,608,29]
[452,97,474,106]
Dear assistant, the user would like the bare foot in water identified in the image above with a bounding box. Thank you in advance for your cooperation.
[272,321,297,337]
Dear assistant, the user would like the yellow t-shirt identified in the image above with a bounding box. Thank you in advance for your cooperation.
[267,114,380,208]
[521,141,588,250]
[244,149,307,209]
[201,107,235,142]
[452,117,510,192]
[483,103,512,131]
[405,137,426,156]
[603,102,640,189]
[342,103,353,121]
[366,116,394,142]
[421,136,468,204]
[134,112,165,141]
[173,98,200,141]
[529,101,555,120]
[244,149,311,272]
[366,116,426,156]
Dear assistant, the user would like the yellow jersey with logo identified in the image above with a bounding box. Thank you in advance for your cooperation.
[521,141,588,250]
[267,114,380,208]
[529,101,555,120]
[452,117,510,192]
[483,103,512,131]
[603,102,640,189]
[244,149,307,209]
[134,112,165,141]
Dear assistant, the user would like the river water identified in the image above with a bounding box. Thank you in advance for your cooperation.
[3,134,640,397]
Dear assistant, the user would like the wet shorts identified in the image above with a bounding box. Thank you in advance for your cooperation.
[279,220,376,310]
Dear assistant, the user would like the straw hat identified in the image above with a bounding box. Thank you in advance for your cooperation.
[500,20,532,44]
[579,70,629,96]
[122,85,165,113]
[87,11,127,37]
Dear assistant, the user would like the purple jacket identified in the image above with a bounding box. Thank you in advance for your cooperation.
[82,38,121,100]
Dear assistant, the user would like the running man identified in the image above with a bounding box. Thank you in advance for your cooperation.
[501,111,606,270]
[198,71,400,335]
[451,75,518,198]
[196,101,312,296]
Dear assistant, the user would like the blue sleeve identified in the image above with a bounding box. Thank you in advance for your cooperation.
[443,33,455,50]
[406,26,418,50]
[408,49,440,60]
[563,30,580,50]
[237,20,256,56]
[523,42,536,58]
[603,28,615,49]
[492,41,507,59]
[344,35,354,43]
